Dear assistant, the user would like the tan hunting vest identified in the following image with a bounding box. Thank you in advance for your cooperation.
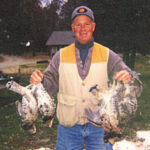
[57,42,109,127]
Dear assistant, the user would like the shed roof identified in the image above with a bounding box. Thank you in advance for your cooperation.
[46,31,75,46]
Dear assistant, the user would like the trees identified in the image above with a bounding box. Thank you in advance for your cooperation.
[0,0,149,68]
[0,0,41,54]
[59,0,150,69]
[0,0,59,55]
[58,0,85,30]
[0,0,26,54]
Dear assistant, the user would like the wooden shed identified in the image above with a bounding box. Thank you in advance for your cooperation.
[46,31,75,57]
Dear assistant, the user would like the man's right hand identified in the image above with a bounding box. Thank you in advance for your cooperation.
[30,70,43,84]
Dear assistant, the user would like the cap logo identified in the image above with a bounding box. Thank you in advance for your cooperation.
[77,8,87,13]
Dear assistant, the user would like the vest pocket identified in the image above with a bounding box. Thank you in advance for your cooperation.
[57,94,78,127]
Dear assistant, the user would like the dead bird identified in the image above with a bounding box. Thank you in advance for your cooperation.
[6,81,38,134]
[32,83,56,127]
[85,75,143,143]
[6,81,56,134]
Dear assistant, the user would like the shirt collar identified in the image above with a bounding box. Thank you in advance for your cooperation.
[75,38,94,50]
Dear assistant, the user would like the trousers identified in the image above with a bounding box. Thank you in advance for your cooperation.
[56,123,113,150]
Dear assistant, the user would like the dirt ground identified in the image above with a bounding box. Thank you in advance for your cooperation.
[0,54,50,74]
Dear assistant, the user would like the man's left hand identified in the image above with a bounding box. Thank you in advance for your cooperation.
[114,70,130,84]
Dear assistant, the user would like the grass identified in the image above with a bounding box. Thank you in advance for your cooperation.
[122,55,150,139]
[0,56,4,62]
[0,104,58,150]
[133,55,150,129]
[0,74,58,150]
[20,63,49,69]
[18,63,49,74]
[0,55,150,149]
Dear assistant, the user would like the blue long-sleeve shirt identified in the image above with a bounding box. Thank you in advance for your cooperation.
[75,38,94,66]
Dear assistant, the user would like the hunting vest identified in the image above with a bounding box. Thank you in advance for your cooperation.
[57,42,109,127]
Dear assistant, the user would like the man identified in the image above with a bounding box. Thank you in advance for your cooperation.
[30,6,138,150]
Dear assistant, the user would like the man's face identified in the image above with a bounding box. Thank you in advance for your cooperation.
[72,15,96,44]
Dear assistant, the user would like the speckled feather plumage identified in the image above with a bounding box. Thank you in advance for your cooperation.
[6,81,56,134]
[85,76,143,140]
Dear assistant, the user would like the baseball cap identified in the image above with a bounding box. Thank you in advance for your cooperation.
[71,6,94,21]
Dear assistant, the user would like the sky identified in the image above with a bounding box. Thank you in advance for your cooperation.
[40,0,68,7]
[40,0,51,7]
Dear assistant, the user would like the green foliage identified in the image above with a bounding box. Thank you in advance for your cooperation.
[1,0,149,68]
[59,0,85,30]
[0,0,59,54]
[59,0,150,68]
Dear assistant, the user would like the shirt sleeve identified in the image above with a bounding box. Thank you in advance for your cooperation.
[108,50,139,79]
[42,51,60,97]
